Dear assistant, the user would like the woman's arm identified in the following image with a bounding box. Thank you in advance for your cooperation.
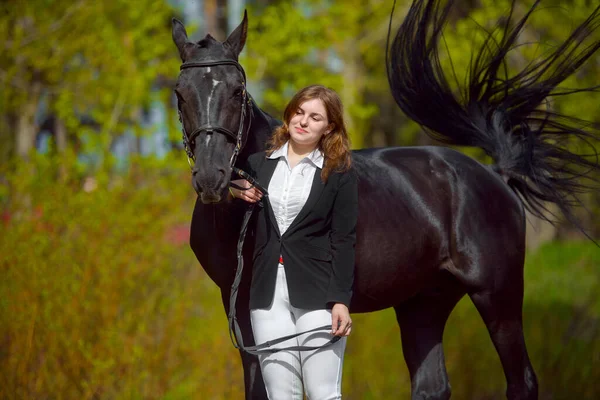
[327,171,358,336]
[326,171,358,307]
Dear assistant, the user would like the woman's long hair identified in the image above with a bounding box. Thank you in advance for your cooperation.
[267,85,352,182]
[387,0,600,234]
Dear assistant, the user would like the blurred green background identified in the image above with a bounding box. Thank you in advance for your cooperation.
[1,0,599,399]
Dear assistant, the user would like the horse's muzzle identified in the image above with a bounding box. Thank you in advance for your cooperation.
[192,167,228,203]
[199,192,222,204]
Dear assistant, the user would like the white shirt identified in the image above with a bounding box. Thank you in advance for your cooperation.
[267,141,324,235]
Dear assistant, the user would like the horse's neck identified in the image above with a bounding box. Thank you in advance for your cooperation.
[241,99,281,157]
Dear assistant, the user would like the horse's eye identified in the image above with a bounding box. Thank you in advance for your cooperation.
[232,87,244,98]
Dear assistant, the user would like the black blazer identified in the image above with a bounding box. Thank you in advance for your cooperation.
[244,151,358,310]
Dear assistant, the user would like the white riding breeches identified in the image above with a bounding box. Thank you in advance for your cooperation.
[250,264,347,400]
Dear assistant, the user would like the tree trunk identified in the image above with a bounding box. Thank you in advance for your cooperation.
[339,41,366,149]
[15,82,42,159]
[0,114,15,164]
[16,113,36,158]
[204,0,228,40]
[54,116,68,180]
[54,117,67,153]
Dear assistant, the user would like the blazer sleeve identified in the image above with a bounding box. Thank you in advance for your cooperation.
[326,170,358,308]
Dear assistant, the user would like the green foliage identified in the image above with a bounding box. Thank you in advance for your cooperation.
[0,157,244,399]
[244,0,404,149]
[2,0,597,159]
[443,0,600,124]
[0,0,179,163]
[245,0,599,154]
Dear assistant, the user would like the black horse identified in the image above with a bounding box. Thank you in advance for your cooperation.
[172,0,600,398]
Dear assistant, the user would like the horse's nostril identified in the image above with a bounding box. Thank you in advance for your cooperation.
[213,169,228,191]
[192,179,202,195]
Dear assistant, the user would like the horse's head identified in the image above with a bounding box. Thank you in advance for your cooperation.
[172,13,249,203]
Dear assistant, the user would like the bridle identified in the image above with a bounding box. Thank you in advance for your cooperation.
[176,59,252,171]
[176,59,263,191]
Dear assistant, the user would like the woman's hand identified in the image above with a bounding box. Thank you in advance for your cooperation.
[331,303,352,337]
[230,179,263,203]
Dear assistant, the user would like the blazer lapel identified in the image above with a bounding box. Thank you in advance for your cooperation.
[257,157,281,237]
[284,168,326,235]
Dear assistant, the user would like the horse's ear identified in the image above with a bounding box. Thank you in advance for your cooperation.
[172,18,190,62]
[224,10,248,59]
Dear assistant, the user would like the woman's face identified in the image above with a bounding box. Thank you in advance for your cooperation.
[288,98,331,149]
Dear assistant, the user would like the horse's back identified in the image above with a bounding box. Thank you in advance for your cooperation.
[349,146,525,311]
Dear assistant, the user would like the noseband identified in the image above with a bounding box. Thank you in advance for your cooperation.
[177,59,252,170]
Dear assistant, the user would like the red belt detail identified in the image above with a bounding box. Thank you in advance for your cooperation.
[279,255,283,264]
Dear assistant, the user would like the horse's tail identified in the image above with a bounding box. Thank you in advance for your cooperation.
[387,0,600,233]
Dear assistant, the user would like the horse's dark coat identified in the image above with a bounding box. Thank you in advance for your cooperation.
[173,1,600,398]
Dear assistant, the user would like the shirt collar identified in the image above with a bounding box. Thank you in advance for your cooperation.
[267,141,324,169]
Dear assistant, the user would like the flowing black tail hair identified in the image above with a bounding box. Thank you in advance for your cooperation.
[387,0,600,236]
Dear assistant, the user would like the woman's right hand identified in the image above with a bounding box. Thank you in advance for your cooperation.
[230,179,263,203]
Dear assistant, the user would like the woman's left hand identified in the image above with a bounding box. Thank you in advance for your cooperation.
[331,303,352,337]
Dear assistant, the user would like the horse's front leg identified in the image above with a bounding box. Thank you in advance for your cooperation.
[220,284,268,399]
[238,347,267,399]
[236,305,267,399]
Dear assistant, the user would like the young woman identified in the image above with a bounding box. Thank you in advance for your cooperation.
[230,85,358,400]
